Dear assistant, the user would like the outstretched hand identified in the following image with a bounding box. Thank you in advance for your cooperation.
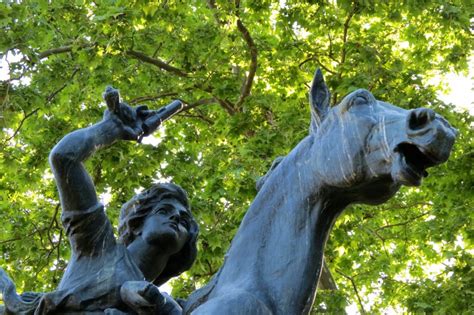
[103,86,150,141]
[102,86,183,142]
[120,281,182,315]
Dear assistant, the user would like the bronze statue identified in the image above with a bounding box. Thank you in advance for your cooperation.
[1,88,198,314]
[183,70,457,314]
[0,70,457,314]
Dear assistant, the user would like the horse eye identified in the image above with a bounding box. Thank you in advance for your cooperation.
[353,95,367,106]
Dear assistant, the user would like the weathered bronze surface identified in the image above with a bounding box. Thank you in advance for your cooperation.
[183,70,456,315]
[1,88,196,314]
[1,70,457,314]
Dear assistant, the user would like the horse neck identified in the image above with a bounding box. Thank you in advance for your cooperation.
[216,136,348,313]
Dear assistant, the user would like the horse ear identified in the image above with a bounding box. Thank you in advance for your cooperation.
[309,69,331,133]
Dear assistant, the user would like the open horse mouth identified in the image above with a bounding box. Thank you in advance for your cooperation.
[393,142,440,186]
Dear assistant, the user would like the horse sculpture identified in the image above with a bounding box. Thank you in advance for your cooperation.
[183,69,457,315]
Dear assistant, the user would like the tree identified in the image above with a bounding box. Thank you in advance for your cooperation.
[1,0,472,313]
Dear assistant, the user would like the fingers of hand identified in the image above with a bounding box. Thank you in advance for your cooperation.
[123,126,143,141]
[143,284,162,303]
[103,86,120,112]
[121,281,154,307]
[117,103,137,124]
[135,105,149,116]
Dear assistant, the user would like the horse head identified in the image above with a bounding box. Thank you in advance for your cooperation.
[309,69,457,205]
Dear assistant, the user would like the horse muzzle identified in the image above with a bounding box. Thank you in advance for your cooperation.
[391,108,457,186]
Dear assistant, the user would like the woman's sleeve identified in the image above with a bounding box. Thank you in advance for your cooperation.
[61,203,116,256]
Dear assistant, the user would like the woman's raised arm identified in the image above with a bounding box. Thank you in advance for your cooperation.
[49,87,146,213]
[49,86,182,213]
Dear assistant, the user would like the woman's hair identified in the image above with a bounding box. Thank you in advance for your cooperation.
[118,183,199,286]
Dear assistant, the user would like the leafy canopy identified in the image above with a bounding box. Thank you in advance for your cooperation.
[1,0,472,313]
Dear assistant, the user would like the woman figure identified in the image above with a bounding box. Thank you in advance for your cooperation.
[1,88,198,314]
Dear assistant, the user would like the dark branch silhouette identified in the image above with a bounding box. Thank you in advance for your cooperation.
[235,19,258,109]
[126,50,189,78]
[336,269,366,314]
[37,43,95,60]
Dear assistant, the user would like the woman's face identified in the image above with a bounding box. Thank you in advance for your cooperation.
[141,198,191,255]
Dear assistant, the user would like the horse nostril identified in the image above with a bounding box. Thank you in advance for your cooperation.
[408,108,435,130]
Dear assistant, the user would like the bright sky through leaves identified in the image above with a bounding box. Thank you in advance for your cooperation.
[1,1,472,313]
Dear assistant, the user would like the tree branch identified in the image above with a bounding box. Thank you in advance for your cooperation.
[1,81,11,109]
[192,84,237,115]
[299,55,336,75]
[206,0,225,25]
[369,201,432,213]
[36,44,189,79]
[336,269,366,314]
[327,33,338,64]
[340,5,357,65]
[0,227,47,244]
[5,67,78,143]
[192,2,252,114]
[0,236,22,244]
[126,50,189,77]
[129,92,180,104]
[235,18,258,109]
[46,67,79,103]
[216,98,237,115]
[333,4,358,105]
[46,204,61,245]
[29,219,47,249]
[54,229,64,278]
[207,0,217,9]
[182,98,218,112]
[37,43,95,60]
[366,227,386,242]
[375,212,430,232]
[206,260,216,275]
[5,108,39,142]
